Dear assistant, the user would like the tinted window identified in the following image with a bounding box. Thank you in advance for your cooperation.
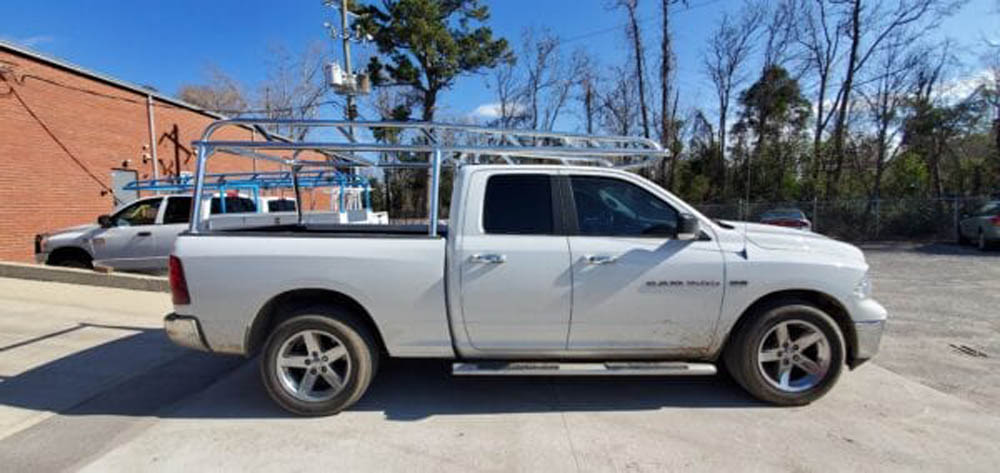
[267,199,297,212]
[163,196,193,224]
[570,176,678,237]
[113,198,162,226]
[483,174,553,235]
[210,197,257,214]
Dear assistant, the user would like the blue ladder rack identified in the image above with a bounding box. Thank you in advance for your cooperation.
[122,171,372,213]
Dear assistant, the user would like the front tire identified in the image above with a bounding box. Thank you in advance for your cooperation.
[260,308,378,416]
[724,300,846,406]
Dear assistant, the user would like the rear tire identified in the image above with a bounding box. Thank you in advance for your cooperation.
[724,300,846,406]
[260,307,379,416]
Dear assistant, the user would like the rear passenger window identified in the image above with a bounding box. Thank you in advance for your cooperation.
[483,174,554,235]
[163,197,192,224]
[210,197,257,214]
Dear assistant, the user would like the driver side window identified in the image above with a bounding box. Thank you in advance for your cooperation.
[113,198,162,227]
[570,176,677,237]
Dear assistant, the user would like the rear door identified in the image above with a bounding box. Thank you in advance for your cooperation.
[151,195,194,266]
[456,172,572,351]
[564,174,724,352]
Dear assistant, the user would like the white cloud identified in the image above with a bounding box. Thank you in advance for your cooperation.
[1,35,55,48]
[470,102,526,119]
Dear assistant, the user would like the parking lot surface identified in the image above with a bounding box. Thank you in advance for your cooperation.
[0,243,998,472]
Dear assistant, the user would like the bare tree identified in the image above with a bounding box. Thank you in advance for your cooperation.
[796,0,843,187]
[177,66,248,115]
[521,29,576,131]
[487,55,526,128]
[574,49,600,135]
[703,7,763,198]
[256,42,339,140]
[600,65,640,136]
[858,30,922,203]
[615,0,651,139]
[825,0,963,198]
[761,0,799,69]
[659,1,687,187]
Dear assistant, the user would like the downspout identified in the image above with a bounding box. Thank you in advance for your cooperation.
[146,95,159,192]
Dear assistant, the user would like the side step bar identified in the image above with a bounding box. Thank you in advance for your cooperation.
[452,361,717,376]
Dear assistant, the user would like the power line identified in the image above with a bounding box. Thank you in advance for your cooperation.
[0,71,115,194]
[562,0,725,44]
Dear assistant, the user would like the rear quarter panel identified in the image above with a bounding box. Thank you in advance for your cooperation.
[173,234,452,357]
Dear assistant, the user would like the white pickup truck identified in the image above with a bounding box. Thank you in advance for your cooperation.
[165,120,887,416]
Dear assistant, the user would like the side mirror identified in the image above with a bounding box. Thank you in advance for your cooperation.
[676,213,701,240]
[97,215,113,228]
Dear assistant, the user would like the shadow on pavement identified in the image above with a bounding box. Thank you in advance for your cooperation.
[0,329,765,422]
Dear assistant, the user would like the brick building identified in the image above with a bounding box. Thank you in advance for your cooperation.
[0,40,320,263]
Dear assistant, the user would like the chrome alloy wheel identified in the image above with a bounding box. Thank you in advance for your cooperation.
[757,320,831,393]
[275,329,352,402]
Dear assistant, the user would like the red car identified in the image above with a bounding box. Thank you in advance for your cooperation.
[760,208,812,231]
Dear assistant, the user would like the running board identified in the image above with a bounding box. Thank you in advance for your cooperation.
[452,361,717,376]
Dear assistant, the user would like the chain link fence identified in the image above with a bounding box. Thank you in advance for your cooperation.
[695,196,997,241]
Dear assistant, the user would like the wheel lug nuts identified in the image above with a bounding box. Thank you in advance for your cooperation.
[304,359,311,365]
[321,367,327,372]
[793,355,800,361]
[310,368,317,374]
[793,345,799,350]
[322,356,328,362]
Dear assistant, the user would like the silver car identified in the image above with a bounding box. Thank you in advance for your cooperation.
[958,201,1000,251]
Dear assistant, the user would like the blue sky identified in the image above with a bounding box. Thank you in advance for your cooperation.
[2,0,997,131]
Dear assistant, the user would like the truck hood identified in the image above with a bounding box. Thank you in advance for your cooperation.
[718,220,864,262]
[44,223,100,239]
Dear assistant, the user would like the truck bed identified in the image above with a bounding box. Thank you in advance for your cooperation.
[172,230,452,357]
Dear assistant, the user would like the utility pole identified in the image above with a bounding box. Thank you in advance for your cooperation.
[340,0,354,124]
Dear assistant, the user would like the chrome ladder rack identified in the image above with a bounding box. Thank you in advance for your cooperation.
[189,119,668,236]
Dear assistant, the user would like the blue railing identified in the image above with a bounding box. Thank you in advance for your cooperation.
[123,171,372,213]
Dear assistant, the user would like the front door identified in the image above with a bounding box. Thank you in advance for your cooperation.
[458,173,572,351]
[91,197,162,270]
[565,175,724,352]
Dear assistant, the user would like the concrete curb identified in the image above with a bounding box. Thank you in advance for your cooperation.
[0,262,169,293]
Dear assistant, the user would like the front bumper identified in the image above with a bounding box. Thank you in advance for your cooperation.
[164,313,211,352]
[850,299,887,367]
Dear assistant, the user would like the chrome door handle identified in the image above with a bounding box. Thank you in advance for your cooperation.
[471,253,506,264]
[137,231,152,237]
[586,255,618,265]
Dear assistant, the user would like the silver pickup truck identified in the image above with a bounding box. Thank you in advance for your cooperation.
[35,194,281,271]
[165,120,887,416]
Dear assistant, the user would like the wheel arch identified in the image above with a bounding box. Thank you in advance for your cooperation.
[245,288,388,358]
[46,246,94,267]
[720,289,858,367]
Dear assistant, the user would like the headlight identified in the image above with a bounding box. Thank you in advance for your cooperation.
[854,273,872,299]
